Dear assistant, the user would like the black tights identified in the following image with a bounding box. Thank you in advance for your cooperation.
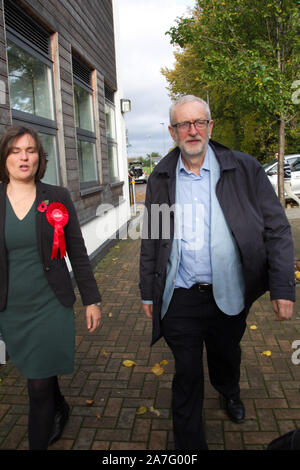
[27,376,64,450]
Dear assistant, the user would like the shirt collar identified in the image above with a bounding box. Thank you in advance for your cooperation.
[179,147,210,175]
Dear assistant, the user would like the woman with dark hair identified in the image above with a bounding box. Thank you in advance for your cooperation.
[0,126,101,450]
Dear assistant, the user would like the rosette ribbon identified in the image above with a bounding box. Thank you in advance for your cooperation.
[46,202,69,259]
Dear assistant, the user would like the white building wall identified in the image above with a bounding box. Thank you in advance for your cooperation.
[112,0,131,220]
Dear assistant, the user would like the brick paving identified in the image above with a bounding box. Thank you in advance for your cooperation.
[0,207,300,451]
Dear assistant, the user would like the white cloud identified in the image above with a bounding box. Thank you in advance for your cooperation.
[117,0,195,158]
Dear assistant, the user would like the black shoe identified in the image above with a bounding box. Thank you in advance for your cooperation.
[221,395,245,423]
[48,399,70,446]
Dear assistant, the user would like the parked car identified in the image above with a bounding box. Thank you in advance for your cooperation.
[291,157,300,195]
[128,162,148,183]
[265,154,300,195]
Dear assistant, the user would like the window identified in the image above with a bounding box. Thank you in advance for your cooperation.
[74,83,94,132]
[38,133,59,184]
[105,87,119,182]
[73,56,98,189]
[292,161,300,172]
[4,0,59,185]
[7,40,54,120]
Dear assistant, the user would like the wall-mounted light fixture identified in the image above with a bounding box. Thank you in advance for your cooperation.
[120,99,131,113]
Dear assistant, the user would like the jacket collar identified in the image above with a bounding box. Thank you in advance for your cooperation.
[155,139,237,178]
[0,181,6,196]
[36,180,49,203]
[209,140,238,171]
[0,184,6,253]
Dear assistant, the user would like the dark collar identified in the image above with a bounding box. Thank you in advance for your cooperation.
[36,180,49,203]
[0,181,6,196]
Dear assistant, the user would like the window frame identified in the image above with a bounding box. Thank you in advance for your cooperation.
[73,61,99,191]
[105,94,119,183]
[6,31,56,126]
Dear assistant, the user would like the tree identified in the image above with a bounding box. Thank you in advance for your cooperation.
[162,0,300,206]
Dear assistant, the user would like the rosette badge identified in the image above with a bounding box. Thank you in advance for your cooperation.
[45,202,69,259]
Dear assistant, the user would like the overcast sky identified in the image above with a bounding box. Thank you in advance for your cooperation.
[117,0,196,160]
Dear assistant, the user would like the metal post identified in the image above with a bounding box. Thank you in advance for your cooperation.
[160,122,166,156]
[131,178,136,216]
[0,340,6,364]
[148,135,152,173]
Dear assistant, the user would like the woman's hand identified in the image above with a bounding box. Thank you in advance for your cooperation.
[86,305,101,333]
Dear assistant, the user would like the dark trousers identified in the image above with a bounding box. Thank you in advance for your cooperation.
[161,287,248,450]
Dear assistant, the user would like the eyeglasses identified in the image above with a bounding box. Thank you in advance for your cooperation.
[171,120,210,131]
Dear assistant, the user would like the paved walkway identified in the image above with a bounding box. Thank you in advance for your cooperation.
[0,209,299,451]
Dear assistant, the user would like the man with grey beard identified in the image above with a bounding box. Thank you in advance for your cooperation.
[140,95,295,450]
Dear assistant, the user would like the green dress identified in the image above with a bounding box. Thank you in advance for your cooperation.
[0,197,75,379]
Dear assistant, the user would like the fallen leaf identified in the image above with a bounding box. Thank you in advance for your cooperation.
[151,363,164,376]
[250,325,258,330]
[112,257,118,261]
[123,360,136,367]
[96,412,101,419]
[160,360,168,366]
[136,406,147,415]
[295,271,300,280]
[108,312,113,317]
[115,245,120,249]
[101,348,108,356]
[86,399,94,406]
[261,350,272,356]
[149,406,160,417]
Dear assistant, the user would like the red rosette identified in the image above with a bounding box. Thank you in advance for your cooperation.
[46,202,69,259]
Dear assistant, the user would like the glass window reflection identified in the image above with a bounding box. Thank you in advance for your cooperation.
[74,83,94,132]
[105,102,116,140]
[7,40,54,120]
[39,133,59,185]
[77,140,97,183]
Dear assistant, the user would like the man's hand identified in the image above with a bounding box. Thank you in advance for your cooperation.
[272,299,294,321]
[142,303,153,319]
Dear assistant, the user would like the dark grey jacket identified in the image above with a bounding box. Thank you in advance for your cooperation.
[0,181,101,310]
[140,140,295,345]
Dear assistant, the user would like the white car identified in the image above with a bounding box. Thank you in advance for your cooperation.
[128,162,148,183]
[264,154,300,195]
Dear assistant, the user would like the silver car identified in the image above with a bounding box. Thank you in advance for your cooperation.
[265,154,300,195]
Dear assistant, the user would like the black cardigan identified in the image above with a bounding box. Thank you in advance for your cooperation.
[0,181,101,310]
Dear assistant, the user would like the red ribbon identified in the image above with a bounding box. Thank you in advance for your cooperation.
[46,203,69,259]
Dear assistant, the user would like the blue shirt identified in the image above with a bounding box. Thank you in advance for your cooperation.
[175,153,212,287]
